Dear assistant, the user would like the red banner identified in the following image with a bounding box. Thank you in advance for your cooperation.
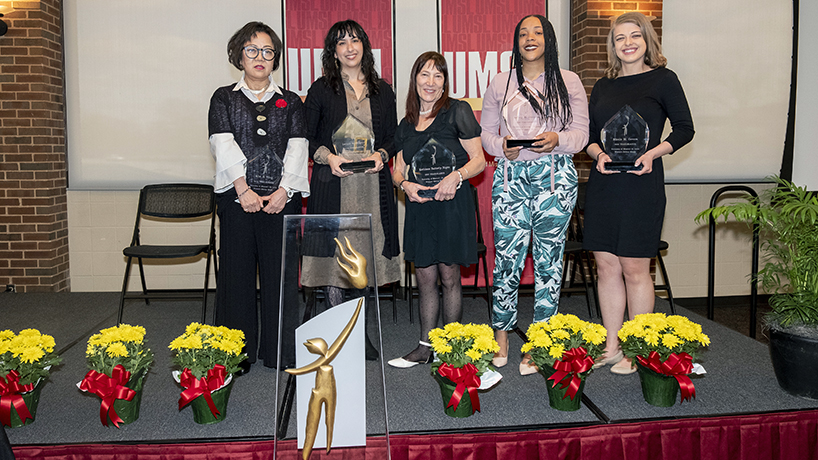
[442,1,545,286]
[284,0,393,95]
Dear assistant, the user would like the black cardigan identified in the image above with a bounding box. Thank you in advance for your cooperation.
[303,77,400,259]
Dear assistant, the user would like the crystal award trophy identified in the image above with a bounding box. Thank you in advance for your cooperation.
[332,115,375,173]
[502,81,550,148]
[245,144,284,196]
[600,105,650,171]
[410,138,456,198]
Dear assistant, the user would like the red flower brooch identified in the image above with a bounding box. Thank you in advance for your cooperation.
[275,99,287,108]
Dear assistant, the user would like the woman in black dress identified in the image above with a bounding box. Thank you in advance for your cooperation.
[583,12,694,374]
[387,52,486,368]
[208,22,309,372]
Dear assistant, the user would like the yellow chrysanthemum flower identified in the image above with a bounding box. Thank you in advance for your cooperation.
[106,342,129,358]
[551,329,570,341]
[548,344,565,359]
[18,346,45,363]
[465,349,482,362]
[661,333,681,348]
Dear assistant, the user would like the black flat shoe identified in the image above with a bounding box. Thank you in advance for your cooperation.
[365,335,379,361]
[235,360,251,376]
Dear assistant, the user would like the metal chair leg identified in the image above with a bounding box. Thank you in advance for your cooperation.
[118,257,134,324]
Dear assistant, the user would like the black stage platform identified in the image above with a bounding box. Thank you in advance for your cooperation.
[2,291,817,458]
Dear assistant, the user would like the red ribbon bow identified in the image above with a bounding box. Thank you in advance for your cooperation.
[548,347,594,400]
[79,364,136,427]
[0,370,35,427]
[178,364,227,419]
[637,351,696,402]
[437,363,481,413]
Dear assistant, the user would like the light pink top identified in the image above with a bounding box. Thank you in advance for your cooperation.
[480,69,589,191]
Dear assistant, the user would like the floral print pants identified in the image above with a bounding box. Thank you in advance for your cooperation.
[491,155,577,330]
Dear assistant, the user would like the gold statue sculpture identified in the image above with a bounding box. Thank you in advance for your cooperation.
[335,236,368,289]
[285,236,368,460]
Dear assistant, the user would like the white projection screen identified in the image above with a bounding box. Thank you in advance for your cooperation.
[792,0,818,191]
[662,0,792,183]
[64,1,283,190]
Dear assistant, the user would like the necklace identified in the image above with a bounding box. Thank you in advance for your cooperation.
[419,108,432,116]
[248,81,269,95]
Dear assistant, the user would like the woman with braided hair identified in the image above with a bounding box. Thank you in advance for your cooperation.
[480,14,589,375]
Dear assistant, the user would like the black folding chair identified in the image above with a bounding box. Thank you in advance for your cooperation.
[118,184,217,324]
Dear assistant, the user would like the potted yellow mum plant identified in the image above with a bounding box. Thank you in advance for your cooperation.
[169,323,246,424]
[78,324,154,427]
[0,329,62,428]
[522,314,607,411]
[618,313,710,407]
[428,322,499,417]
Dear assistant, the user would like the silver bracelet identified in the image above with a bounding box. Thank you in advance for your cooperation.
[456,170,464,190]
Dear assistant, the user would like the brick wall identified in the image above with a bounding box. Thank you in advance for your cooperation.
[0,0,69,292]
[570,0,662,180]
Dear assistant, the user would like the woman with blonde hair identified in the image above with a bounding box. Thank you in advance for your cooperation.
[583,12,694,374]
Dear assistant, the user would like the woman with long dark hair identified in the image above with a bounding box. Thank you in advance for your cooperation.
[584,12,693,374]
[480,15,589,375]
[301,20,400,360]
[388,52,486,368]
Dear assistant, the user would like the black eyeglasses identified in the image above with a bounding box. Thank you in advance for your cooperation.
[243,46,275,61]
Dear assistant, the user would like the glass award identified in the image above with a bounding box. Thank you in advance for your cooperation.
[276,214,391,459]
[601,105,650,171]
[245,144,283,196]
[502,81,550,146]
[332,114,375,173]
[410,138,456,198]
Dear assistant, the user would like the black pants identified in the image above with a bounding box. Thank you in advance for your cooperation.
[215,190,300,368]
[0,425,13,460]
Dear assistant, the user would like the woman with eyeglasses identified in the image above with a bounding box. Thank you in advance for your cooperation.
[301,20,401,361]
[480,15,589,375]
[208,22,309,373]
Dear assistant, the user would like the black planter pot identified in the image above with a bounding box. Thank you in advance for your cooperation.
[769,328,818,400]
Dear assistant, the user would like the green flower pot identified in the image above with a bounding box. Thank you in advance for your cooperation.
[190,379,235,424]
[636,361,679,407]
[433,372,475,418]
[107,370,147,426]
[2,379,43,428]
[540,367,585,411]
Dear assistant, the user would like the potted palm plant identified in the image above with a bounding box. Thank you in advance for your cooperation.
[697,176,818,398]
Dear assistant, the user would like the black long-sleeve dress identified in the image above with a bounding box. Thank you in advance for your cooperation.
[583,67,694,258]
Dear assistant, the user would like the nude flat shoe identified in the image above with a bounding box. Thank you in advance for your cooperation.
[493,334,509,368]
[519,355,539,376]
[610,357,637,375]
[592,350,624,369]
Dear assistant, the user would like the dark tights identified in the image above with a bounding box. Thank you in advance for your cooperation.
[325,286,369,307]
[402,263,463,362]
